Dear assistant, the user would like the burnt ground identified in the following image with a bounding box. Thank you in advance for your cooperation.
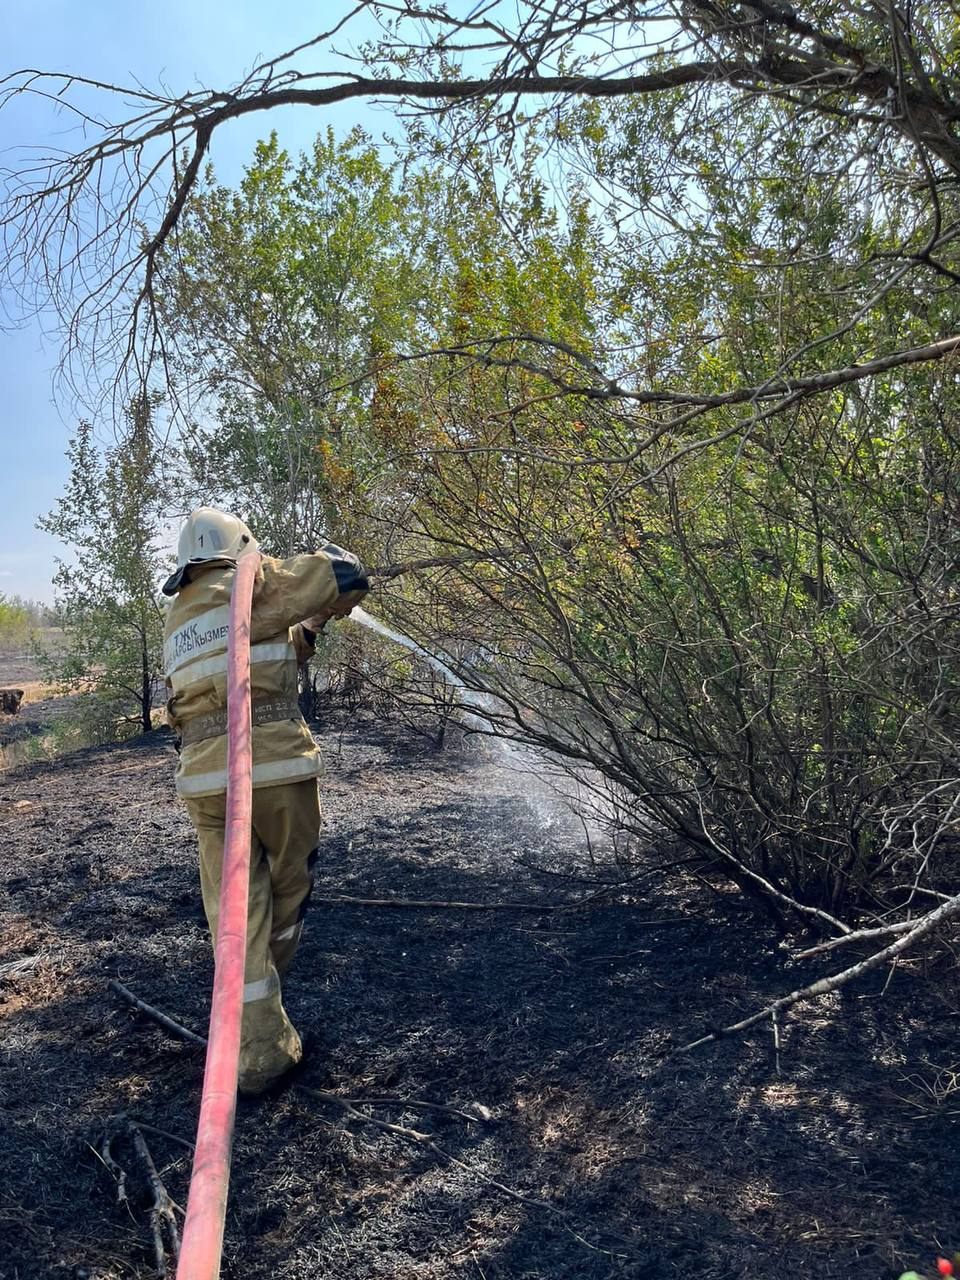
[1,717,958,1280]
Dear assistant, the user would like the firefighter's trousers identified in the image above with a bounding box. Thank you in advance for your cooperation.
[185,778,321,1094]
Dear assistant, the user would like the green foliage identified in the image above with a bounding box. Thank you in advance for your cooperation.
[151,89,960,923]
[37,403,167,734]
[0,594,30,651]
[163,129,439,554]
[7,694,145,768]
[390,362,960,915]
[368,91,960,920]
[0,594,53,651]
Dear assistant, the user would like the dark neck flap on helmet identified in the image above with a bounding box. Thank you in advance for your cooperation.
[161,555,238,597]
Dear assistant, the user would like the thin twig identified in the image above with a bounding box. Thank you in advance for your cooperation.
[345,1095,494,1124]
[132,1121,196,1152]
[369,549,514,580]
[295,1086,627,1258]
[108,978,207,1047]
[771,1009,782,1076]
[100,1127,129,1211]
[296,1085,434,1142]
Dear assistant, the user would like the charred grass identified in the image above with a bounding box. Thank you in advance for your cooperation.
[0,719,958,1278]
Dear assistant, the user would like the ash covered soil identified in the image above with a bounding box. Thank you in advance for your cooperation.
[1,718,957,1280]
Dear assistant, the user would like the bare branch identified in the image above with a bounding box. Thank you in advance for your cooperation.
[675,888,960,1057]
[108,978,207,1047]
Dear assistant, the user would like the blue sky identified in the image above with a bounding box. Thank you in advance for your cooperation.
[1,1,386,601]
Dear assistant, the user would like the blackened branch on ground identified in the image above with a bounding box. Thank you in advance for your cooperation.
[312,894,562,910]
[108,978,208,1047]
[126,1116,182,1277]
[101,1114,182,1277]
[339,1094,494,1124]
[313,890,689,915]
[297,1085,436,1142]
[671,889,960,1060]
[99,1123,129,1213]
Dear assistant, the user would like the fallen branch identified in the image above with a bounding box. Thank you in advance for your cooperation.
[108,979,207,1047]
[102,1114,182,1277]
[127,1117,182,1276]
[313,894,555,911]
[100,1124,129,1212]
[297,1086,436,1143]
[673,888,960,1057]
[318,1092,493,1125]
[794,918,915,959]
[313,892,682,914]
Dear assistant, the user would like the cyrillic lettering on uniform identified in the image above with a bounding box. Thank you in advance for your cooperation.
[164,606,231,676]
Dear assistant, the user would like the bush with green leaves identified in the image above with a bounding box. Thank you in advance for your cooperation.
[38,404,167,734]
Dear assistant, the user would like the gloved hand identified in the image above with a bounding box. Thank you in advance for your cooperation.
[310,544,370,624]
[328,588,367,619]
[292,622,319,663]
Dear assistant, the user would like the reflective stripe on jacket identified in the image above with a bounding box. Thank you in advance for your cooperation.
[163,551,345,798]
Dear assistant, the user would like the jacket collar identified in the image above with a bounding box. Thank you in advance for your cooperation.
[161,556,237,597]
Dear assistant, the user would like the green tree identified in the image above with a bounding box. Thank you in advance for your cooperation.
[377,95,960,928]
[0,595,30,652]
[140,91,960,935]
[161,129,440,554]
[38,401,167,734]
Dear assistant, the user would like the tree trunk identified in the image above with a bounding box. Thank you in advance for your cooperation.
[141,631,152,734]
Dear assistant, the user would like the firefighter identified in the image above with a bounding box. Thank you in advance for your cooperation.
[162,508,369,1095]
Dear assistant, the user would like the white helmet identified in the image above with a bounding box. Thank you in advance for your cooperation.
[163,507,259,595]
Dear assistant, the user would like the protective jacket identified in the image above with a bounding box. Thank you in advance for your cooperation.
[164,548,366,798]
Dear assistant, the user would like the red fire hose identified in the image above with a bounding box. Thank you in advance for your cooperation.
[176,551,259,1280]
